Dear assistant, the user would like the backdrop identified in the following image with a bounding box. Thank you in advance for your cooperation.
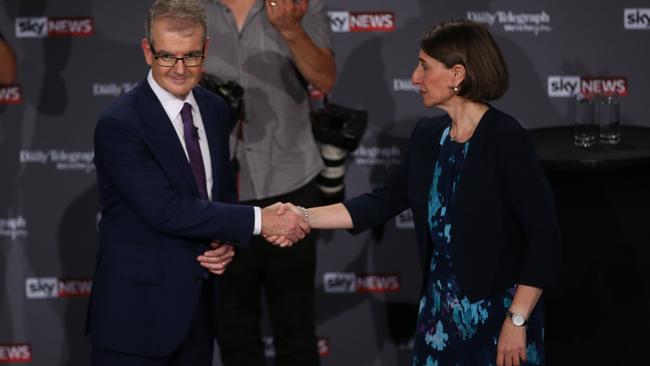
[1,0,649,365]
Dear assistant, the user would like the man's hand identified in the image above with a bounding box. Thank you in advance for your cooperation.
[197,241,235,275]
[265,0,308,39]
[261,202,310,246]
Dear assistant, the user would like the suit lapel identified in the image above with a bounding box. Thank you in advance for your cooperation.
[413,118,447,218]
[411,118,447,271]
[135,81,200,197]
[452,107,493,216]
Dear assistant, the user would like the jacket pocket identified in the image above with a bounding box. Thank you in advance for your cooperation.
[104,258,163,285]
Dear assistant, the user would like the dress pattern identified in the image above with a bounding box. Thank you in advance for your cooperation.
[411,125,545,366]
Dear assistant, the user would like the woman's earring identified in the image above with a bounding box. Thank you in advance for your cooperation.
[452,85,460,94]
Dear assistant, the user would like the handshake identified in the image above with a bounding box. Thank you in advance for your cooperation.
[197,202,310,275]
[260,202,311,247]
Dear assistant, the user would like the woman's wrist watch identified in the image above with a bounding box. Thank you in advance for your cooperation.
[506,310,528,327]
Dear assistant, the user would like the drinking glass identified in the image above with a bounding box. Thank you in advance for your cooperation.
[573,93,597,148]
[598,95,621,145]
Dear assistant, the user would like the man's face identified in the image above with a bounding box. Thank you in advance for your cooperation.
[142,17,208,99]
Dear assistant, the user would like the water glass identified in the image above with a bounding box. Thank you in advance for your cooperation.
[598,95,621,145]
[573,94,597,148]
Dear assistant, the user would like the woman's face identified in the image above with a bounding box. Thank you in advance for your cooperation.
[411,50,455,108]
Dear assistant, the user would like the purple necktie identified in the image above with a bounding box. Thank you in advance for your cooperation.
[180,102,208,200]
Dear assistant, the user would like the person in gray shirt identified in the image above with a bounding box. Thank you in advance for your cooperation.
[199,0,335,365]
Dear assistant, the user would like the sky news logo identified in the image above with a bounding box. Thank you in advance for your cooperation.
[0,344,32,363]
[323,272,400,293]
[624,8,650,29]
[25,278,92,299]
[0,217,28,239]
[547,76,628,97]
[15,17,93,38]
[0,85,22,105]
[328,11,395,32]
[262,337,329,357]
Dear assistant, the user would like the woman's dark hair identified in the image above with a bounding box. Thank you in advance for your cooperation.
[420,19,509,101]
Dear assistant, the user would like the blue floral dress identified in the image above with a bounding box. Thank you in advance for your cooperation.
[411,126,545,366]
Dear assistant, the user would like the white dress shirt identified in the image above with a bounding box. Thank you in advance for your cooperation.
[147,71,261,234]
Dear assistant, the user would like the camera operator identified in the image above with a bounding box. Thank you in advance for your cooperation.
[199,0,336,365]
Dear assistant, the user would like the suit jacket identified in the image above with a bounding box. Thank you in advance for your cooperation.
[344,107,561,302]
[88,80,254,356]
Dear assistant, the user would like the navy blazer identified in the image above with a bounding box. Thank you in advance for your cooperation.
[88,80,254,356]
[344,107,561,302]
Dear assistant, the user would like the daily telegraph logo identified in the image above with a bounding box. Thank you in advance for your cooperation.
[25,277,92,299]
[323,272,400,293]
[0,344,32,363]
[0,85,22,104]
[548,76,628,97]
[15,17,93,38]
[328,11,395,32]
[392,78,418,92]
[352,144,401,167]
[625,9,650,29]
[262,337,329,357]
[20,150,95,172]
[467,11,552,35]
[0,217,28,239]
[93,82,138,97]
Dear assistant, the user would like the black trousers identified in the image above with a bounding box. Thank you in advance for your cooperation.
[217,180,321,366]
[92,279,214,366]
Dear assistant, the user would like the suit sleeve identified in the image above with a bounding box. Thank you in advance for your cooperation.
[501,127,561,288]
[94,113,254,246]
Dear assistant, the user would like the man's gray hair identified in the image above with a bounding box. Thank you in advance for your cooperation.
[145,0,208,46]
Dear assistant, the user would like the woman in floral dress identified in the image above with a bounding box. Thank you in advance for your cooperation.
[216,19,561,366]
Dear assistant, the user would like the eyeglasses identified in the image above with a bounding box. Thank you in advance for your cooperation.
[150,44,205,67]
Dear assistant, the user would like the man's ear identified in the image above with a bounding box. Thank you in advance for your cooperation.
[203,36,211,57]
[142,38,153,66]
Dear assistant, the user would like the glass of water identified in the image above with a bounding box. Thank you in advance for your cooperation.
[598,94,621,145]
[573,93,597,148]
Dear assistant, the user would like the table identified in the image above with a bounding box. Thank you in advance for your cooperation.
[529,126,650,365]
[530,126,650,171]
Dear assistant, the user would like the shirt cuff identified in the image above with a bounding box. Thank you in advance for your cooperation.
[253,206,261,235]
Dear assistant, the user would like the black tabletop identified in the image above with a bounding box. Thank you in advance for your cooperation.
[529,126,650,171]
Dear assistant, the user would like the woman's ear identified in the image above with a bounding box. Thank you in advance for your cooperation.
[451,64,466,84]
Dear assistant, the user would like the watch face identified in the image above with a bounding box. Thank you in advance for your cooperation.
[512,313,525,326]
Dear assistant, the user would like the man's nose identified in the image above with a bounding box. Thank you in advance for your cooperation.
[173,58,187,74]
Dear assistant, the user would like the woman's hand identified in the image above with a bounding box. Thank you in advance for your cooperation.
[496,318,527,366]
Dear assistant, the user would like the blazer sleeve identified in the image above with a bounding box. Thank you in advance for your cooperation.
[343,161,410,234]
[94,113,254,246]
[500,127,562,288]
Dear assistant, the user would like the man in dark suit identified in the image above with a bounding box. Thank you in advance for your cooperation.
[87,0,308,365]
